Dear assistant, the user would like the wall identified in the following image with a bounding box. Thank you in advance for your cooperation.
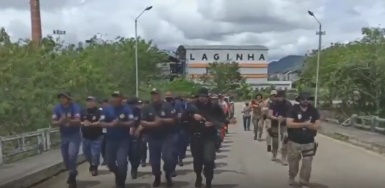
[185,49,269,84]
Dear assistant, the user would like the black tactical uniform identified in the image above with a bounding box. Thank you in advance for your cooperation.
[80,96,103,175]
[127,97,142,179]
[182,88,226,188]
[287,92,320,186]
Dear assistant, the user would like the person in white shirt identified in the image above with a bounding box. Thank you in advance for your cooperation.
[242,102,252,131]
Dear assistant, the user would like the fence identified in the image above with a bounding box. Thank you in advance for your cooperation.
[321,110,385,134]
[0,128,60,164]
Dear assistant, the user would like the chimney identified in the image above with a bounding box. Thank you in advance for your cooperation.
[30,0,42,44]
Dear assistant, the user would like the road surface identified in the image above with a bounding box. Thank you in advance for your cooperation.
[32,103,385,188]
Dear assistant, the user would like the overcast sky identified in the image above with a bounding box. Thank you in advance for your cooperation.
[0,0,383,60]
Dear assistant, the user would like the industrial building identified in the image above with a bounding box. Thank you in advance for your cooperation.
[176,45,292,90]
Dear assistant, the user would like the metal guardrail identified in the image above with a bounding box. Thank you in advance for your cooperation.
[0,128,60,164]
[320,112,385,134]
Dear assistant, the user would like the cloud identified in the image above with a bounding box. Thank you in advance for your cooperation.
[0,0,384,60]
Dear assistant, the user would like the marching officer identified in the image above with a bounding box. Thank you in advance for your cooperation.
[251,93,263,139]
[267,90,292,164]
[286,92,320,186]
[139,89,177,187]
[182,87,226,188]
[51,92,82,188]
[127,97,143,179]
[100,91,135,188]
[263,90,277,152]
[80,96,103,176]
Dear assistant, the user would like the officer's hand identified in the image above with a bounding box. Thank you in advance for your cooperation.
[82,120,91,126]
[205,121,214,127]
[193,114,204,121]
[303,120,312,127]
[129,127,135,136]
[278,116,284,122]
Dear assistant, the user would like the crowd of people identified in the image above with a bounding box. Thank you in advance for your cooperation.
[242,89,321,187]
[51,88,234,188]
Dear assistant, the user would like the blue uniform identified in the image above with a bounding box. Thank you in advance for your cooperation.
[101,104,134,185]
[141,102,178,176]
[52,103,82,177]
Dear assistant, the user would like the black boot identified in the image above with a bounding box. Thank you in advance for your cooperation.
[91,165,98,176]
[205,179,212,188]
[131,170,138,179]
[116,175,125,188]
[67,174,77,188]
[153,175,161,187]
[88,164,92,172]
[195,174,203,187]
[267,145,272,152]
[165,173,173,187]
[178,158,184,166]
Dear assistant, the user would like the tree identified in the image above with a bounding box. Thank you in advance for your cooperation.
[0,28,168,135]
[200,62,243,93]
[299,27,385,116]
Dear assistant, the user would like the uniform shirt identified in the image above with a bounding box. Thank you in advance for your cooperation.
[132,106,141,128]
[269,100,292,127]
[183,101,226,137]
[101,105,134,140]
[287,104,320,144]
[141,101,175,138]
[80,107,103,140]
[52,103,81,136]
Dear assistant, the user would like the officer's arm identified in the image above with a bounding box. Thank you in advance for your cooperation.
[80,110,87,125]
[286,106,306,128]
[210,103,226,128]
[91,109,103,126]
[161,103,176,124]
[120,107,135,127]
[267,103,277,120]
[69,104,81,125]
[51,106,62,127]
[308,108,321,130]
[140,106,160,127]
[181,104,197,121]
[175,103,184,120]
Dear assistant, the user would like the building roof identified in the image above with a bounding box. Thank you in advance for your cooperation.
[177,45,268,51]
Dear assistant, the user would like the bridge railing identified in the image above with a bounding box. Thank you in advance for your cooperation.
[0,127,60,165]
[320,111,385,134]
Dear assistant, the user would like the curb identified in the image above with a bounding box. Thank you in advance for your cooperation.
[0,155,86,188]
[319,129,385,157]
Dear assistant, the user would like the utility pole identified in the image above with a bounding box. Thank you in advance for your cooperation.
[30,0,42,45]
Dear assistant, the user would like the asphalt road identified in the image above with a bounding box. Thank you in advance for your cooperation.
[32,103,385,188]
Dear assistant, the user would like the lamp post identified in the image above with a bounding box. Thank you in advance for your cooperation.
[307,10,325,108]
[135,6,153,97]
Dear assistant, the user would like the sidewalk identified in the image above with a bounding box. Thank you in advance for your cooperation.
[319,122,385,155]
[0,149,85,188]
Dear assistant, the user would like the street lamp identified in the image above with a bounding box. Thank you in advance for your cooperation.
[307,10,325,108]
[135,6,153,97]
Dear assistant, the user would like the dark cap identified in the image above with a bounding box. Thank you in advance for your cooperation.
[276,90,286,97]
[127,96,139,105]
[197,87,209,97]
[111,91,123,97]
[86,96,96,101]
[295,92,314,102]
[57,91,73,100]
[150,88,160,95]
